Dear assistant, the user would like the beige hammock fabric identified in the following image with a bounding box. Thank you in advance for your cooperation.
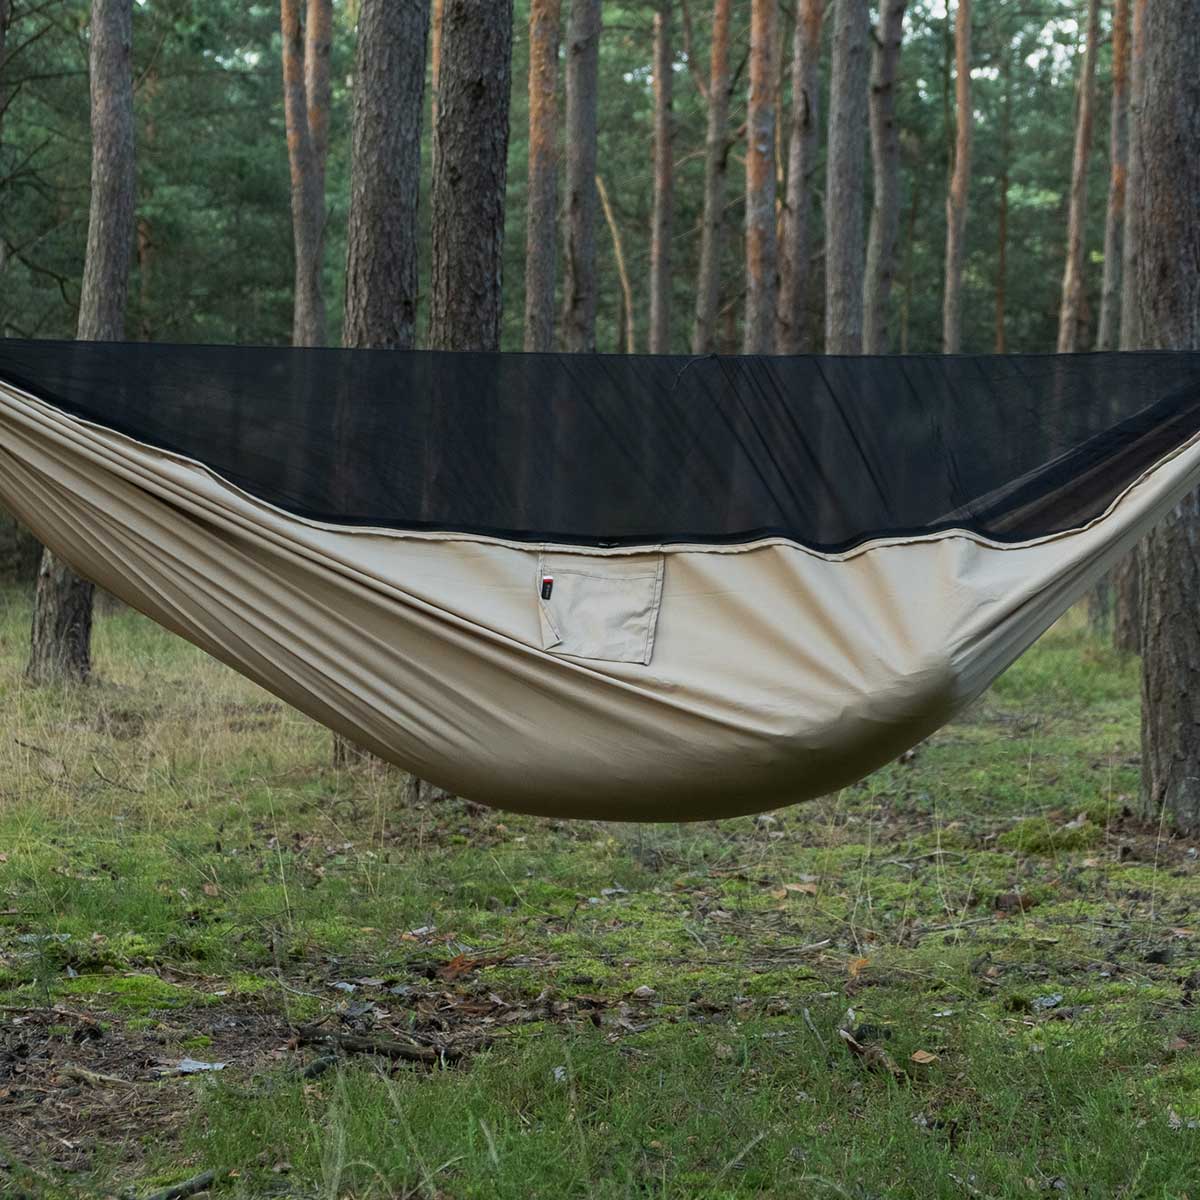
[2,365,1199,822]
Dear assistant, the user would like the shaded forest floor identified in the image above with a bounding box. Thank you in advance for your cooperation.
[1,591,1199,1199]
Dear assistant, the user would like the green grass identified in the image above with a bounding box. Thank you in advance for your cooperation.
[1,589,1199,1198]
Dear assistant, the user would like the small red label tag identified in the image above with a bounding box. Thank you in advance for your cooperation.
[540,576,554,600]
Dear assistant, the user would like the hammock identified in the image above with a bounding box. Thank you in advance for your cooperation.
[0,340,1198,821]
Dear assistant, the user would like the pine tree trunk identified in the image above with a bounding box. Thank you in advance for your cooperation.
[27,0,135,686]
[691,0,732,354]
[1095,0,1130,350]
[562,0,601,352]
[825,0,869,355]
[1111,0,1148,655]
[776,0,822,355]
[429,0,513,351]
[649,1,674,354]
[336,0,429,769]
[744,0,778,353]
[343,0,429,352]
[1056,0,1100,354]
[1137,0,1200,830]
[941,0,970,354]
[281,0,331,348]
[524,0,561,352]
[862,0,907,355]
[431,0,444,130]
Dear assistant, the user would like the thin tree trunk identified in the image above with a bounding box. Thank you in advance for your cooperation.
[994,49,1010,354]
[776,0,822,355]
[825,0,869,354]
[649,0,674,353]
[429,0,513,351]
[27,0,135,686]
[1137,0,1200,830]
[900,178,919,353]
[941,0,970,354]
[1112,0,1148,655]
[431,0,444,130]
[744,0,779,353]
[281,0,331,349]
[1095,0,1130,350]
[524,0,561,352]
[335,0,429,770]
[562,0,601,352]
[691,0,732,353]
[862,0,907,354]
[0,0,10,147]
[1056,0,1101,353]
[597,174,635,352]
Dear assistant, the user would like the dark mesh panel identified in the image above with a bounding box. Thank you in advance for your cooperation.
[1,339,1198,551]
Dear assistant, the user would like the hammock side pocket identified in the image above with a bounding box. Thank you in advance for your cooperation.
[536,550,665,665]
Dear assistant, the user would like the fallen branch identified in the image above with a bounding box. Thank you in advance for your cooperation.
[128,1169,215,1200]
[61,1063,135,1090]
[293,1023,464,1065]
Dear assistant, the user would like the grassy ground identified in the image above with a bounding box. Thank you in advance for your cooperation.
[1,589,1199,1199]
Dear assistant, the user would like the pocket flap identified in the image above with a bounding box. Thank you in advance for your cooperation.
[537,551,665,665]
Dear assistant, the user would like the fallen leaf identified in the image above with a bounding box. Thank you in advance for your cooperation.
[847,957,870,979]
[782,881,819,895]
[202,883,219,897]
[631,985,656,999]
[910,1049,939,1064]
[1165,1036,1190,1052]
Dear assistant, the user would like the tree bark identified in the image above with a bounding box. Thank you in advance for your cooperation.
[597,174,635,352]
[776,0,822,355]
[744,0,779,353]
[862,0,906,354]
[1119,0,1148,354]
[431,0,444,130]
[825,0,869,355]
[562,0,601,352]
[691,0,732,354]
[1056,0,1100,353]
[337,0,429,770]
[941,0,970,354]
[428,0,513,352]
[281,0,332,348]
[649,1,674,354]
[1137,0,1200,830]
[1095,0,1130,350]
[27,0,135,686]
[1111,0,1148,655]
[524,0,561,352]
[343,0,429,351]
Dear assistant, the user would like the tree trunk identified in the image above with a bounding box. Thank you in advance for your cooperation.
[1095,0,1130,350]
[994,49,1010,354]
[1111,0,1148,655]
[343,0,428,351]
[649,1,674,353]
[941,0,970,354]
[825,0,869,355]
[281,0,332,348]
[1119,0,1148,354]
[862,0,906,355]
[744,0,778,353]
[431,0,444,130]
[776,0,822,355]
[523,0,561,352]
[597,174,635,352]
[1056,0,1100,354]
[691,0,732,354]
[337,0,429,770]
[429,0,513,351]
[562,0,601,352]
[27,0,135,686]
[1137,0,1200,830]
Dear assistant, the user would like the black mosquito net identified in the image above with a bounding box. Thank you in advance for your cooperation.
[1,339,1199,551]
